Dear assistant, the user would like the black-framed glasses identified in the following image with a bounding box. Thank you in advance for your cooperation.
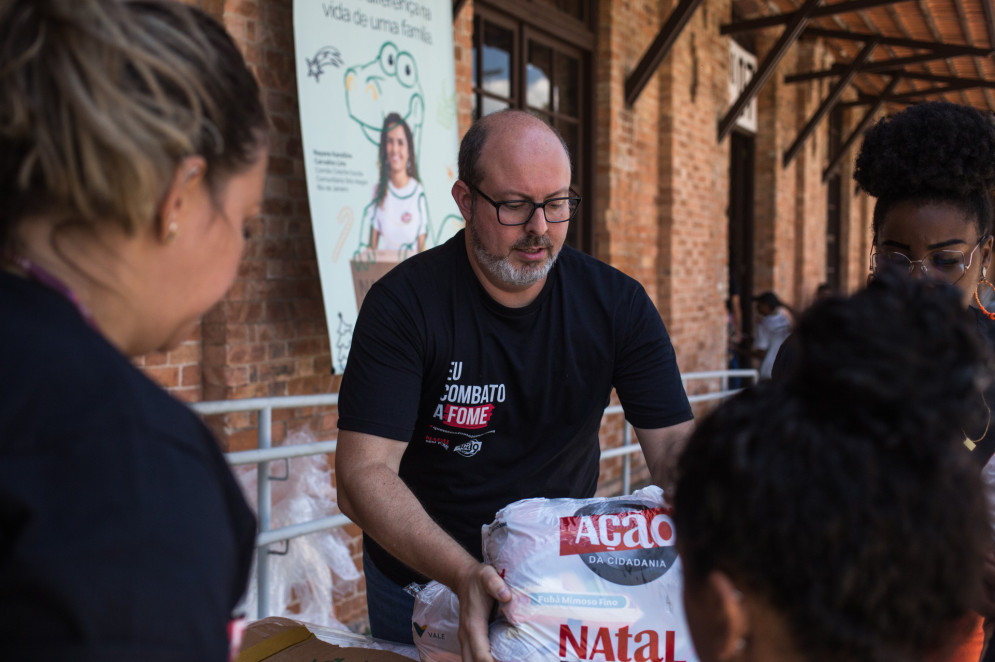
[469,183,581,226]
[869,235,989,285]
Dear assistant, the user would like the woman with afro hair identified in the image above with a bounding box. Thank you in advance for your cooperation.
[855,101,995,660]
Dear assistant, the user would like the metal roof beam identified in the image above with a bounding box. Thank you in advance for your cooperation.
[624,0,705,106]
[840,80,990,106]
[718,0,823,141]
[785,52,990,83]
[783,39,878,167]
[720,0,903,35]
[801,27,994,55]
[872,70,995,87]
[823,76,899,181]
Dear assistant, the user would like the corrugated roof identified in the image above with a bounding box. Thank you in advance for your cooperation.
[733,0,995,112]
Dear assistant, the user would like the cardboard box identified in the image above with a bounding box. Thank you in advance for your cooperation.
[350,249,404,311]
[236,616,418,662]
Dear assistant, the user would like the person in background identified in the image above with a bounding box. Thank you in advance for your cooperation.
[0,1,268,659]
[675,272,991,662]
[335,109,694,661]
[751,290,792,379]
[368,112,428,254]
[815,282,834,300]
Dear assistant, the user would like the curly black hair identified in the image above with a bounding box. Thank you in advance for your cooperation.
[853,101,995,240]
[674,271,992,662]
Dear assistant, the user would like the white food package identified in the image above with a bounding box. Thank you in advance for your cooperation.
[411,486,698,662]
[483,485,697,662]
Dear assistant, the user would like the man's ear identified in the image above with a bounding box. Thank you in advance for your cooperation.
[156,155,207,244]
[451,179,474,223]
[709,570,750,661]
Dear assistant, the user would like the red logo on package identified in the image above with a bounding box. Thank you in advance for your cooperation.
[560,501,678,586]
[559,508,674,555]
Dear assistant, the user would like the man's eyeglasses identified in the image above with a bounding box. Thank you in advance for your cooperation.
[869,236,989,285]
[469,183,581,226]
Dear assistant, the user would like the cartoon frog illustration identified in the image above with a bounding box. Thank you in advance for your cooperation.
[344,41,424,157]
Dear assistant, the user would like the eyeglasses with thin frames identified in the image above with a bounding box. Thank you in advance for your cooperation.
[869,235,990,285]
[468,183,581,226]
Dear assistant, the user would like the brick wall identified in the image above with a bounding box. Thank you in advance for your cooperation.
[660,0,732,377]
[791,39,831,310]
[840,106,876,294]
[754,33,798,306]
[594,0,733,382]
[748,32,841,314]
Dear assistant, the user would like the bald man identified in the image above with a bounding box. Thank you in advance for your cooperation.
[336,110,694,661]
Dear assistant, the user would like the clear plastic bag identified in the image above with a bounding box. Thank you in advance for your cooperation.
[410,581,462,662]
[236,429,361,627]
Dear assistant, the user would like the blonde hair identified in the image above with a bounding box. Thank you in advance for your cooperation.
[0,0,268,247]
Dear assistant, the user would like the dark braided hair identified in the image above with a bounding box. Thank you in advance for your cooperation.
[674,271,992,662]
[853,101,995,241]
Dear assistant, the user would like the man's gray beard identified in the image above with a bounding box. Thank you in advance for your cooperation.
[467,217,559,288]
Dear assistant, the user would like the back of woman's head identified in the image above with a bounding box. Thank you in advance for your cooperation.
[674,271,991,662]
[853,101,995,239]
[0,0,268,248]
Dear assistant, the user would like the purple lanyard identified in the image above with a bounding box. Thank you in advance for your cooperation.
[11,255,99,330]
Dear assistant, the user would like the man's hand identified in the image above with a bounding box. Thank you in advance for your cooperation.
[452,561,511,662]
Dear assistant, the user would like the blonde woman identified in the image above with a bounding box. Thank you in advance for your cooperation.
[0,1,268,659]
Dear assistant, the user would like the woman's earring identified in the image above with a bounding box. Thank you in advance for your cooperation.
[164,217,179,245]
[975,278,995,320]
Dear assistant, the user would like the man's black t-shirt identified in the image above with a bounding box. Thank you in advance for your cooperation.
[0,271,256,661]
[338,231,693,587]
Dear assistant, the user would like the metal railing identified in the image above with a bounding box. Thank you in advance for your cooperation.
[192,368,758,619]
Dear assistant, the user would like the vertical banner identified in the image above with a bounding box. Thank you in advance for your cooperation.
[294,1,463,373]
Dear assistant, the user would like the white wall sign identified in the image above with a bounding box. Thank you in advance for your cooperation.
[294,0,464,373]
[728,40,757,134]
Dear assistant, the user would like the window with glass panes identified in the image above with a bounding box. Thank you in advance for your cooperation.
[471,1,594,253]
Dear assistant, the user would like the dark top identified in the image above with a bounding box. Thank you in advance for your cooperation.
[338,230,693,586]
[0,270,256,661]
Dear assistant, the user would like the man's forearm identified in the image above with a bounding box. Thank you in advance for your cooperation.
[338,459,479,590]
[634,419,695,492]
